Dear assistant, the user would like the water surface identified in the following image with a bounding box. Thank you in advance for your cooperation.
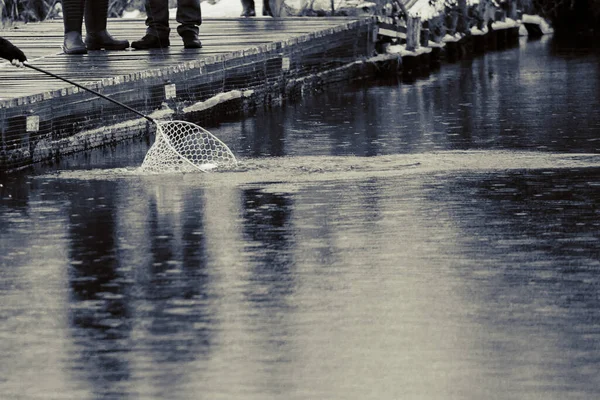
[1,36,600,400]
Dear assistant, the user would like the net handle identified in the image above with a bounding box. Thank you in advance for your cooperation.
[24,62,155,123]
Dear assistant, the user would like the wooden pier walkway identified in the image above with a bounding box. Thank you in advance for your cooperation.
[0,17,367,99]
[0,17,375,172]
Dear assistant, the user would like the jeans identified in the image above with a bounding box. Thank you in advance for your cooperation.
[145,0,202,37]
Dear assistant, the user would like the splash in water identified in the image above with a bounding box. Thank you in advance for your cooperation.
[37,150,600,186]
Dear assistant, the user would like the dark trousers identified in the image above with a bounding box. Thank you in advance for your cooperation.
[241,0,272,16]
[145,0,202,38]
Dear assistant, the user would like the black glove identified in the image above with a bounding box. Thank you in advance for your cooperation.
[0,37,27,62]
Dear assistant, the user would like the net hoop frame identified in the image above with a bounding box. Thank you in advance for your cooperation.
[141,119,238,173]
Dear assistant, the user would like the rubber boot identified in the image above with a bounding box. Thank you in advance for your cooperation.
[62,0,87,54]
[263,0,273,16]
[84,0,129,50]
[241,0,256,17]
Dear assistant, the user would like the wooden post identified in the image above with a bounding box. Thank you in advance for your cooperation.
[420,20,430,47]
[406,16,421,51]
[457,0,468,34]
[429,16,445,43]
[508,0,518,20]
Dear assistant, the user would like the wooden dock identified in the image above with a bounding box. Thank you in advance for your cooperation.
[0,17,375,172]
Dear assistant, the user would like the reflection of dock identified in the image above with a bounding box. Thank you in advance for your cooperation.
[0,17,374,172]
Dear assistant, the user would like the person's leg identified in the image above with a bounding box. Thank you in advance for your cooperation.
[62,0,87,54]
[175,0,201,36]
[145,0,171,38]
[132,0,171,49]
[176,0,202,48]
[84,0,129,50]
[63,0,84,34]
[241,0,256,17]
[262,0,273,16]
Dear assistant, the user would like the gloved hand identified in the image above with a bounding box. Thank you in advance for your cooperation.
[0,37,27,65]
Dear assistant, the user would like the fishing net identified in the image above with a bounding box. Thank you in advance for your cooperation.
[140,120,237,173]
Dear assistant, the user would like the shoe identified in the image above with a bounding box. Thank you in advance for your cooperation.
[63,31,87,55]
[131,34,170,49]
[241,9,256,17]
[182,33,202,49]
[85,30,129,50]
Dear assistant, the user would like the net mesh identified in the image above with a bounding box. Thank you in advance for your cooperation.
[140,120,237,173]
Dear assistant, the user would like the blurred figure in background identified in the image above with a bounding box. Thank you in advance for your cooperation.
[62,0,130,54]
[0,36,27,67]
[132,0,202,49]
[241,0,273,17]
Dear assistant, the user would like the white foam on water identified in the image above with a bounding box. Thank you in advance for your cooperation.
[36,151,600,186]
[197,163,219,172]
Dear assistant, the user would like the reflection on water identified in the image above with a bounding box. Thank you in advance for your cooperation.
[212,36,600,158]
[2,37,600,399]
